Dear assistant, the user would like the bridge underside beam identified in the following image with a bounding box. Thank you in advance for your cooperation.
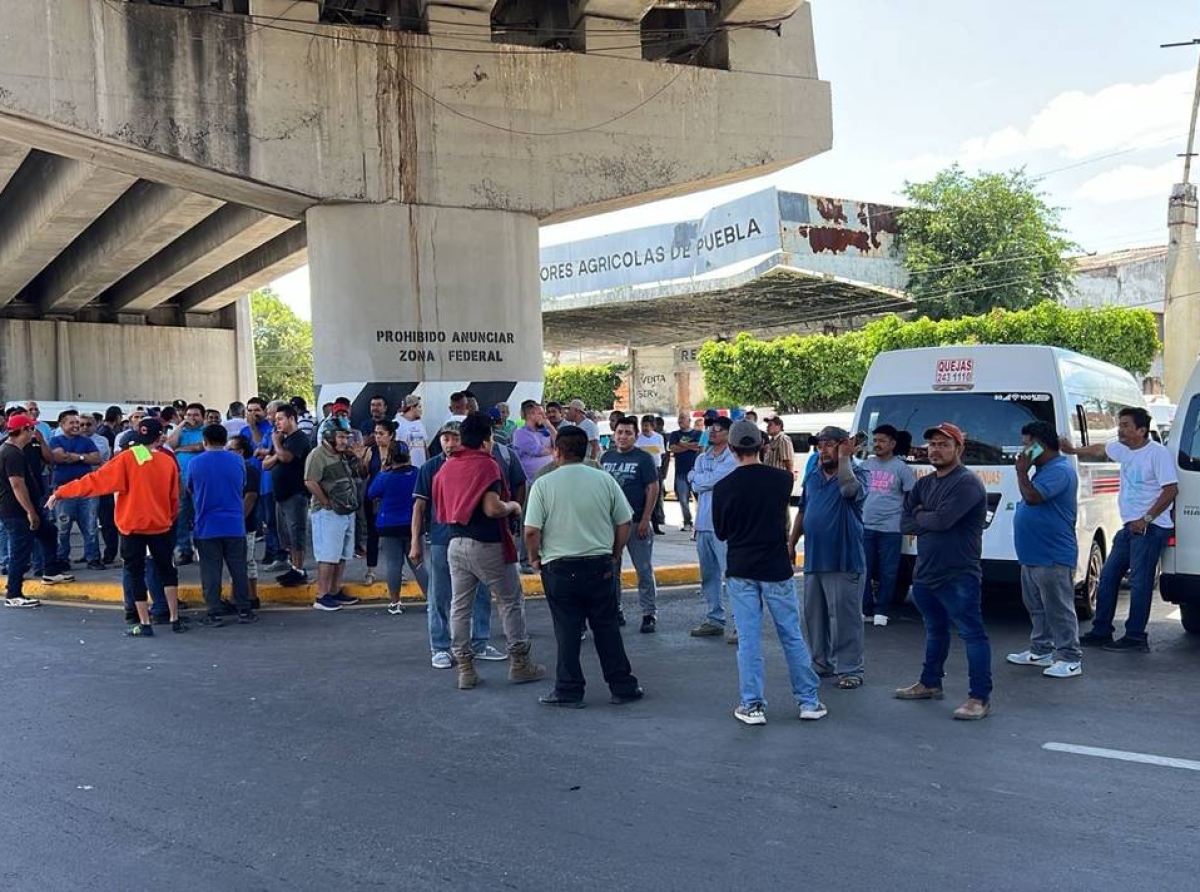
[31,182,224,315]
[106,205,298,313]
[0,139,30,196]
[179,225,308,314]
[0,152,134,308]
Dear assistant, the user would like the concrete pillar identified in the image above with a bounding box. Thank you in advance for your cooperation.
[307,203,544,437]
[233,294,259,401]
[54,320,73,401]
[1164,183,1200,401]
[580,17,643,60]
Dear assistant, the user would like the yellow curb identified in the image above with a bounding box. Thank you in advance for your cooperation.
[24,564,710,606]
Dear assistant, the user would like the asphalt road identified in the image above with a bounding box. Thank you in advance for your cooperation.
[1,586,1196,892]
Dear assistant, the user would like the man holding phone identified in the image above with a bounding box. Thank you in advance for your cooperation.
[1008,422,1081,678]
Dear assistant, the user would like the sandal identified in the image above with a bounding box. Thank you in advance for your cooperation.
[836,675,863,689]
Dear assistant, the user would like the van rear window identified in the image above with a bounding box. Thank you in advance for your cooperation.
[1175,394,1200,472]
[859,393,1056,466]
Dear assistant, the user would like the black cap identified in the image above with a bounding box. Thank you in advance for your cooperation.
[134,418,164,445]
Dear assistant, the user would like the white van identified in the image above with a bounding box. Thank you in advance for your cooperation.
[853,345,1148,617]
[1157,364,1200,633]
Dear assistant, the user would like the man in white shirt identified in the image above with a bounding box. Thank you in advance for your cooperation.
[636,414,667,535]
[1061,406,1178,652]
[394,395,428,466]
[565,399,601,463]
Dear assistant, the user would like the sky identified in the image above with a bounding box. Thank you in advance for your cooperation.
[273,0,1199,320]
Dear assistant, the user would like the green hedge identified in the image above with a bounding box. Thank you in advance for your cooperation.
[698,301,1160,413]
[543,364,624,410]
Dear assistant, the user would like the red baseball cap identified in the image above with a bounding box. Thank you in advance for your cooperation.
[5,414,36,432]
[332,399,352,412]
[923,422,965,446]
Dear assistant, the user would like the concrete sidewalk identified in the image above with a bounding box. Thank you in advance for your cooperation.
[14,503,739,606]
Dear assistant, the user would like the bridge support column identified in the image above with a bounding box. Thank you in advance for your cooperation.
[307,203,544,434]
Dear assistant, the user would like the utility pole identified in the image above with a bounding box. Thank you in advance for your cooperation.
[1163,38,1200,401]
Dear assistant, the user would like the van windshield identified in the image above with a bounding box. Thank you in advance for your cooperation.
[859,392,1056,466]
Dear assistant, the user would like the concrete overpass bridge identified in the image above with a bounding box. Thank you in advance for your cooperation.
[0,0,831,421]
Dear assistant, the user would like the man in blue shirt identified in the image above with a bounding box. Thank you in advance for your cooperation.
[409,421,509,670]
[1008,421,1080,678]
[48,410,103,569]
[168,402,206,565]
[189,424,256,625]
[688,416,738,640]
[240,397,286,570]
[789,425,870,689]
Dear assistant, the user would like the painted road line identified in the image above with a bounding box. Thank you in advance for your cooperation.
[1043,742,1200,772]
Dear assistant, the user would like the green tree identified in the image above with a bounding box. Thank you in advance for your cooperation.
[543,364,624,410]
[250,287,314,404]
[698,302,1160,412]
[899,166,1078,319]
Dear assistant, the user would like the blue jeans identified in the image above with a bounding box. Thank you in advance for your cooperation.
[696,531,728,626]
[3,516,37,599]
[728,576,821,709]
[175,489,194,556]
[259,492,284,562]
[55,496,100,563]
[426,541,493,654]
[0,519,8,568]
[862,529,903,616]
[674,477,694,526]
[1092,524,1169,642]
[912,574,992,702]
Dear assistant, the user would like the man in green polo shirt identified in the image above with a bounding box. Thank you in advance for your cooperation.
[524,424,643,708]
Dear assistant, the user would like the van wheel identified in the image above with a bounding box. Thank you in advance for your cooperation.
[1075,540,1102,621]
[1181,603,1200,634]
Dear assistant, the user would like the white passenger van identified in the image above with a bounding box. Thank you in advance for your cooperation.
[853,345,1148,617]
[1157,362,1200,633]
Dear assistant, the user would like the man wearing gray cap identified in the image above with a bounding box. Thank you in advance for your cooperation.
[689,415,738,640]
[565,399,601,463]
[788,426,870,689]
[714,421,827,725]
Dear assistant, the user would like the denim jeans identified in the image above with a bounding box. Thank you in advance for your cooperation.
[615,529,657,617]
[728,576,821,709]
[426,541,494,654]
[196,536,252,614]
[1091,524,1169,642]
[1,515,54,599]
[696,531,728,626]
[543,555,639,701]
[0,519,8,568]
[674,477,694,526]
[259,492,283,562]
[912,574,992,702]
[380,533,429,599]
[174,489,194,557]
[56,496,100,563]
[862,529,903,617]
[97,494,119,562]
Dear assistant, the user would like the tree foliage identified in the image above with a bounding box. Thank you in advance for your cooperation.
[543,364,623,410]
[251,287,314,404]
[699,302,1160,413]
[898,166,1078,319]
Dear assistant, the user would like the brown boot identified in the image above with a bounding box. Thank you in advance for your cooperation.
[508,641,546,684]
[894,681,944,700]
[457,652,479,690]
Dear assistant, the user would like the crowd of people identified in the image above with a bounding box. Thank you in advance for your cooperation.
[0,391,1177,724]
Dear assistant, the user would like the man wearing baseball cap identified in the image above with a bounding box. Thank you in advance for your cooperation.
[0,415,56,607]
[394,395,427,466]
[565,399,601,463]
[48,418,188,636]
[689,414,738,640]
[897,422,991,720]
[788,426,870,690]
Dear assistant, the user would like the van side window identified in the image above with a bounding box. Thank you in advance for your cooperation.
[1061,356,1145,463]
[1176,395,1200,472]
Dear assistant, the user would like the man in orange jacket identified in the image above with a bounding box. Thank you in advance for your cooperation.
[48,418,188,636]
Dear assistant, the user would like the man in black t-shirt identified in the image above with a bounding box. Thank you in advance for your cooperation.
[0,415,59,606]
[599,417,660,632]
[712,420,827,726]
[264,405,313,586]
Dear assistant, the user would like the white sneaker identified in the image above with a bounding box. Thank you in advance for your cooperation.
[474,645,508,661]
[873,614,889,627]
[431,651,453,670]
[386,601,404,615]
[862,614,873,623]
[1006,650,1054,667]
[4,596,40,608]
[1043,660,1082,678]
[734,703,767,725]
[799,701,828,721]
